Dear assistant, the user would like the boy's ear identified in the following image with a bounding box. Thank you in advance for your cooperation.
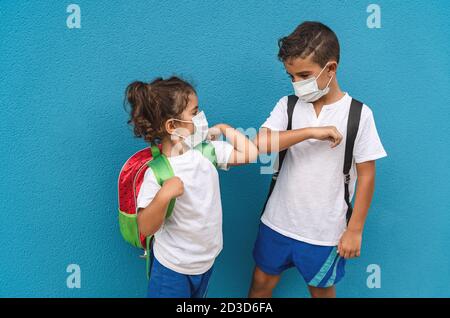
[327,61,339,75]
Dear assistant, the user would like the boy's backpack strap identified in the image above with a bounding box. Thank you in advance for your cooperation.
[277,95,298,173]
[194,141,218,168]
[343,98,363,224]
[260,95,298,215]
[148,144,176,219]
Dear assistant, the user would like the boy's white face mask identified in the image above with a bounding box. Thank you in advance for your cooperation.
[292,62,334,103]
[171,111,209,148]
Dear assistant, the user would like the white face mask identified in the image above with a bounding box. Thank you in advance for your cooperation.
[292,62,334,103]
[171,111,209,148]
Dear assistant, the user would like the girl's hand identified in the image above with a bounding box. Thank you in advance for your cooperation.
[161,176,184,199]
[207,125,224,141]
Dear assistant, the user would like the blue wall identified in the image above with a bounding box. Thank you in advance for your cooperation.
[1,1,449,297]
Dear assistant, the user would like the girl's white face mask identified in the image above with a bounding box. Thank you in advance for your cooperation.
[171,111,209,148]
[292,62,334,103]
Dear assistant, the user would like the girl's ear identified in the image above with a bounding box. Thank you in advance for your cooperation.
[165,118,176,135]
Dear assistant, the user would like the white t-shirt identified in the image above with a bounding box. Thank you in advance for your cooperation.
[261,93,387,246]
[136,141,233,275]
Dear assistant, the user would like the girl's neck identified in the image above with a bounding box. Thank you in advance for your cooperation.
[160,136,188,158]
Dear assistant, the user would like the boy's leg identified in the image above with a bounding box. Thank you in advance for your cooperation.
[308,285,336,298]
[249,222,294,298]
[248,266,281,298]
[292,241,346,298]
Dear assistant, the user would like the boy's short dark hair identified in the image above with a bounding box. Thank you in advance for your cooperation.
[278,21,340,67]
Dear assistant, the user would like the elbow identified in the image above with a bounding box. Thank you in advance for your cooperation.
[246,141,259,163]
[137,212,154,238]
[248,146,259,162]
[138,226,152,238]
[253,128,273,155]
[252,136,267,156]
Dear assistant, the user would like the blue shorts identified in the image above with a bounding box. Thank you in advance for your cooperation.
[253,222,346,288]
[147,256,213,298]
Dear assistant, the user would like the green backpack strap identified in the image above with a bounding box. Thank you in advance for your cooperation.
[144,144,176,279]
[145,236,152,280]
[148,144,176,218]
[194,141,218,167]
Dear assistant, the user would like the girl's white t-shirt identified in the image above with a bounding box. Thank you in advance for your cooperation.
[137,141,233,275]
[261,93,387,246]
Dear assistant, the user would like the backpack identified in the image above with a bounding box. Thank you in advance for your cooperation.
[261,95,363,224]
[118,141,217,277]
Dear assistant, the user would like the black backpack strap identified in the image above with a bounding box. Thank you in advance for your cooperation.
[344,98,363,224]
[276,95,297,170]
[261,95,298,215]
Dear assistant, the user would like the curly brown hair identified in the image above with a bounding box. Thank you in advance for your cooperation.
[125,76,196,143]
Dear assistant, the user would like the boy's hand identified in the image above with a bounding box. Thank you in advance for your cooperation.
[338,229,362,259]
[161,176,184,199]
[308,126,343,148]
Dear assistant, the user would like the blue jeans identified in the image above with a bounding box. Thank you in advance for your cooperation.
[147,256,214,298]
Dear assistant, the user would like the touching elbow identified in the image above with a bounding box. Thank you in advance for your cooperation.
[248,144,259,163]
[254,129,273,155]
[252,136,267,155]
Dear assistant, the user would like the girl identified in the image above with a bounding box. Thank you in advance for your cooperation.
[125,76,258,298]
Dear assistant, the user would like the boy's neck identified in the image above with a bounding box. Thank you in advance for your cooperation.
[313,81,345,108]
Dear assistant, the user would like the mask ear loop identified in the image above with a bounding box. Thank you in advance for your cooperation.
[165,118,185,143]
[316,62,329,79]
[324,74,334,89]
[317,62,334,91]
[171,118,193,124]
[168,118,195,144]
[316,62,333,80]
[167,111,205,142]
[316,74,334,93]
[171,131,185,140]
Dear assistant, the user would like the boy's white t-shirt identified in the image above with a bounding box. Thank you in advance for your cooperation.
[261,93,387,246]
[136,141,233,275]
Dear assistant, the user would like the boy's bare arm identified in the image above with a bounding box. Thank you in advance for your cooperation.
[209,123,259,166]
[254,126,343,154]
[338,160,376,259]
[137,177,184,237]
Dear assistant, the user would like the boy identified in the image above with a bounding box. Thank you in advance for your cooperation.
[249,21,387,298]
